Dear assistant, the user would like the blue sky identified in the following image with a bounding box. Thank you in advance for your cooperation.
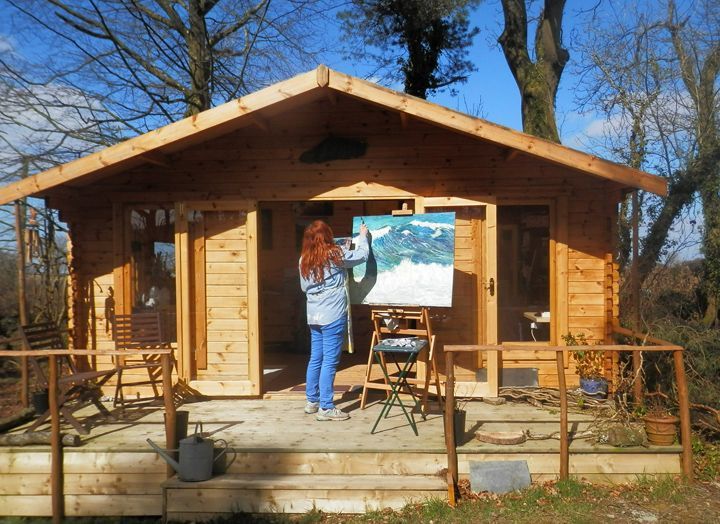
[322,1,600,149]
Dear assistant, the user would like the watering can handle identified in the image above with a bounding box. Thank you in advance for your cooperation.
[194,421,203,435]
[213,438,228,462]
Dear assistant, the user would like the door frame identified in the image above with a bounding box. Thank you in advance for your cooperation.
[421,196,499,395]
[174,201,261,394]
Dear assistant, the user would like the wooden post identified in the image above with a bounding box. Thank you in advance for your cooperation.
[673,350,693,481]
[14,198,29,408]
[556,351,569,480]
[444,349,458,506]
[162,352,177,478]
[48,354,63,523]
[631,190,643,405]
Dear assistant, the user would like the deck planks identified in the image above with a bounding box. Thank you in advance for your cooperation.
[0,398,683,517]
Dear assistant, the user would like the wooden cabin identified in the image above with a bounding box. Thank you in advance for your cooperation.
[0,66,667,400]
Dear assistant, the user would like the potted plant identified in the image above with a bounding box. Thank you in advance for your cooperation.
[453,398,468,446]
[642,393,679,446]
[563,333,608,399]
[31,387,49,414]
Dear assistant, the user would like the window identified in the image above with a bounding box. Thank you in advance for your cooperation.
[128,207,177,343]
[498,205,550,342]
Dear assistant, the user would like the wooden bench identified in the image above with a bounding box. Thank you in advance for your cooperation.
[21,323,117,435]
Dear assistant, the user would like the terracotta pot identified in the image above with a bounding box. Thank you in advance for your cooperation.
[643,414,679,446]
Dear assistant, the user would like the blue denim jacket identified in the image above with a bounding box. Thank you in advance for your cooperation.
[299,234,369,326]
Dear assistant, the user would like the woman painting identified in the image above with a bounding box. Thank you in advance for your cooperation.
[299,220,370,421]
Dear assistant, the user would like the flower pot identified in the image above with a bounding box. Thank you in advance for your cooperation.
[453,409,467,446]
[579,377,608,399]
[31,390,49,414]
[643,414,679,446]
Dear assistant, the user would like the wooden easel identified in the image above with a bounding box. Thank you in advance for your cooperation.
[360,307,443,414]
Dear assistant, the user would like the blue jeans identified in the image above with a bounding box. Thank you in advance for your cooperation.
[306,316,346,410]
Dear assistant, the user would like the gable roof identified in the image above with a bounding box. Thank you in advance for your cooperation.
[0,65,667,205]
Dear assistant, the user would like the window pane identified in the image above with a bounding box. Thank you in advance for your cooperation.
[498,205,550,342]
[129,207,176,343]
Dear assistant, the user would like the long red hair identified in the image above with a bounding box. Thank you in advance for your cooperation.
[300,220,343,283]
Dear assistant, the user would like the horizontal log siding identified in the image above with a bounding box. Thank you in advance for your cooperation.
[53,94,619,391]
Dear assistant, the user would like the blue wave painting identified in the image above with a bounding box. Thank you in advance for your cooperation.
[348,212,455,307]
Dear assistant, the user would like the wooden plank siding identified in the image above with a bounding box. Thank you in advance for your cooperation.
[56,93,620,393]
[199,211,251,383]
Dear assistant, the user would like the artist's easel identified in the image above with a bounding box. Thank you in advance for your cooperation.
[360,306,443,414]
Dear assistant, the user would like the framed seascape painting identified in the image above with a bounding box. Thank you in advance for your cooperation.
[347,212,456,307]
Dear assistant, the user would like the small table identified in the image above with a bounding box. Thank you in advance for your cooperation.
[370,338,428,435]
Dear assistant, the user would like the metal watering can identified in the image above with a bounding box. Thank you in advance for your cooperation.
[147,422,228,482]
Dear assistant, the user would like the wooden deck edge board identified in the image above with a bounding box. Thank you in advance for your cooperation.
[162,473,446,491]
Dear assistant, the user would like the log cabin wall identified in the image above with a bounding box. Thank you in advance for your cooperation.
[54,93,620,392]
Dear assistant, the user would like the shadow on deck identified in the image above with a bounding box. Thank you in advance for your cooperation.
[0,396,682,519]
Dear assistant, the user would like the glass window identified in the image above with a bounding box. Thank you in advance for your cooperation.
[129,207,177,343]
[498,205,550,342]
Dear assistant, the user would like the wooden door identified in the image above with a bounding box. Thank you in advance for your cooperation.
[175,201,261,396]
[422,198,498,396]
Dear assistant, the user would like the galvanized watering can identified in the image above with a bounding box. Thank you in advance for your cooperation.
[147,422,228,482]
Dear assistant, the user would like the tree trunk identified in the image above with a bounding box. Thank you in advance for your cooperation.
[499,0,568,142]
[185,0,213,116]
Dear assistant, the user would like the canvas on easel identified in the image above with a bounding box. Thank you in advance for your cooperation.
[348,212,456,307]
[354,211,454,415]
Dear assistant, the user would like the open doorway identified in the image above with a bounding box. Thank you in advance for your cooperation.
[257,199,414,396]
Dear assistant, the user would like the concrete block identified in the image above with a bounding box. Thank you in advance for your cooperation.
[469,460,531,494]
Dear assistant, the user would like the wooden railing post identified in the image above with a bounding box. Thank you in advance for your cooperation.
[555,351,569,480]
[48,354,63,524]
[673,350,693,481]
[162,353,177,478]
[444,349,458,506]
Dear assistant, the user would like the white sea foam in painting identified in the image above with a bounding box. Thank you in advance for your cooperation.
[371,225,391,239]
[410,219,454,230]
[352,259,454,307]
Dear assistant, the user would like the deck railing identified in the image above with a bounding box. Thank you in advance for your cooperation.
[443,333,691,505]
[0,348,175,524]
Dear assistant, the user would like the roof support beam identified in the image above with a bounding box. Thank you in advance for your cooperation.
[138,151,171,168]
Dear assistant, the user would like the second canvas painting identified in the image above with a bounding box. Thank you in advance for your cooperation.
[348,212,456,307]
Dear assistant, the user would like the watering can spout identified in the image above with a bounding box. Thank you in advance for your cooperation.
[146,438,180,473]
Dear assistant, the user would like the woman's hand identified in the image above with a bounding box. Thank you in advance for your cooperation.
[359,223,368,237]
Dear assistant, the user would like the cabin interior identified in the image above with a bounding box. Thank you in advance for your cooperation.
[256,199,552,395]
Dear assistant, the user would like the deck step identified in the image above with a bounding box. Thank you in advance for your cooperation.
[163,473,447,520]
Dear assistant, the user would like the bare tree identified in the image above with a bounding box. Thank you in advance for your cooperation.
[0,0,333,333]
[575,0,720,325]
[2,0,330,134]
[498,0,568,142]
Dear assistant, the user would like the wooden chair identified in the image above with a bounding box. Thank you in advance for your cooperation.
[112,312,171,407]
[21,322,117,435]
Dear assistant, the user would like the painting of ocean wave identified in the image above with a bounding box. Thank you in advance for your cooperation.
[349,212,455,307]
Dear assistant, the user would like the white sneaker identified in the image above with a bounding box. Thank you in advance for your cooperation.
[304,401,319,414]
[316,407,350,421]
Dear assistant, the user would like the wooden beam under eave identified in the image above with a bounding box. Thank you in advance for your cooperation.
[399,112,409,129]
[325,90,338,106]
[138,151,171,168]
[249,114,270,132]
[504,149,520,162]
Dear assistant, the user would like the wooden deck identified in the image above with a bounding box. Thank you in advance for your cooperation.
[0,393,682,519]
